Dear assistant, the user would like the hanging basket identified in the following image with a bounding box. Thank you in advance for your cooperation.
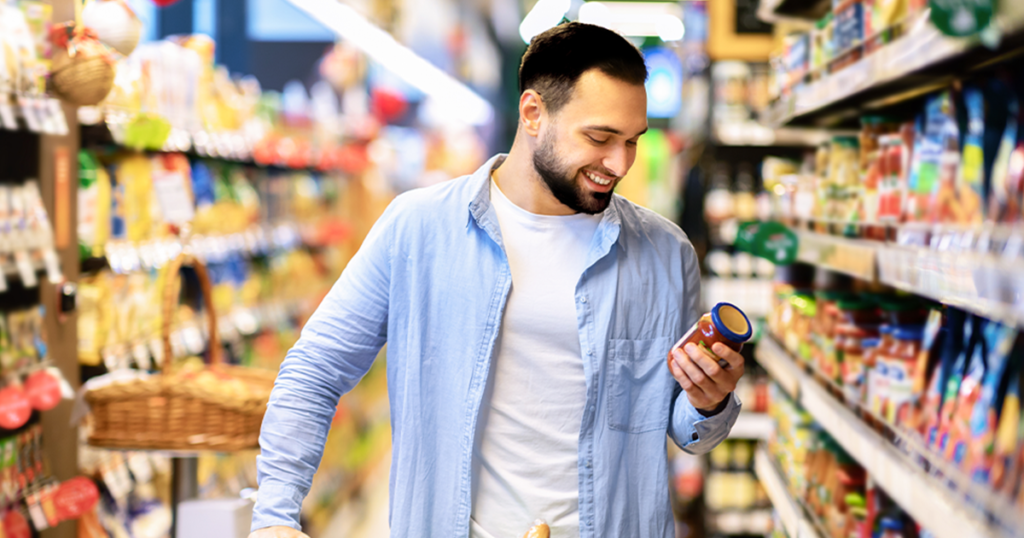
[84,253,273,451]
[48,25,116,107]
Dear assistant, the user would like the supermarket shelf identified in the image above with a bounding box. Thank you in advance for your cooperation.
[792,228,1024,329]
[766,10,1024,127]
[712,124,833,147]
[83,224,306,276]
[795,230,877,281]
[753,445,821,538]
[756,335,1023,538]
[729,412,774,440]
[708,508,774,535]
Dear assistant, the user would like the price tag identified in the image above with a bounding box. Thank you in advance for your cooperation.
[13,250,36,288]
[42,249,61,284]
[34,98,55,135]
[153,170,195,225]
[26,493,48,530]
[17,97,40,133]
[46,99,68,136]
[0,97,17,130]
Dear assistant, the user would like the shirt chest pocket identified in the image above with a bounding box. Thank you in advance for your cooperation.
[606,337,675,433]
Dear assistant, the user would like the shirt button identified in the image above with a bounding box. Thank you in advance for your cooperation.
[588,350,594,356]
[580,297,588,303]
[588,519,593,526]
[586,460,592,468]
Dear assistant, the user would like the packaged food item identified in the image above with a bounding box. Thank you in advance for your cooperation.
[670,303,752,370]
[956,86,985,224]
[867,324,895,417]
[859,117,896,225]
[810,15,834,74]
[991,358,1021,491]
[813,290,846,378]
[833,0,865,68]
[879,325,924,425]
[939,317,987,460]
[853,336,881,406]
[902,309,945,432]
[784,32,810,91]
[924,309,969,446]
[964,325,1018,476]
[825,137,860,225]
[928,109,962,223]
[989,82,1021,222]
[907,93,956,222]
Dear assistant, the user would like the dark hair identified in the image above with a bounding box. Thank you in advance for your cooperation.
[519,22,648,114]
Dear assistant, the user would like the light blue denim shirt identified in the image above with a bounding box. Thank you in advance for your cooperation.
[253,154,741,537]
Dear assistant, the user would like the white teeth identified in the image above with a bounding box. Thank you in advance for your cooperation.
[584,171,611,186]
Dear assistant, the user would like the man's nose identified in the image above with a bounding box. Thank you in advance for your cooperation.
[602,145,630,178]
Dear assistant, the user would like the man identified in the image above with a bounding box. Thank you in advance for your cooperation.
[250,22,743,538]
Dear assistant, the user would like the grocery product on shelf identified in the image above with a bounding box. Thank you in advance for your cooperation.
[766,383,930,538]
[768,264,1024,516]
[0,0,69,135]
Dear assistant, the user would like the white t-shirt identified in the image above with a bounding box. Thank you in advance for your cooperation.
[470,179,601,538]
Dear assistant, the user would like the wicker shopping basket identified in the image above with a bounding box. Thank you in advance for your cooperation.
[85,253,272,451]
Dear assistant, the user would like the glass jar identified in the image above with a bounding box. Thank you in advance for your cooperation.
[671,302,752,369]
[881,325,924,425]
[866,324,896,418]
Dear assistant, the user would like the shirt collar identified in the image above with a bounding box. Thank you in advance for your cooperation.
[467,154,624,259]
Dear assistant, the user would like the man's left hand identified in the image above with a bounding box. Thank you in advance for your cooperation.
[668,342,745,413]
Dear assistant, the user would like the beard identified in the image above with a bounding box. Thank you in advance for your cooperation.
[532,132,614,215]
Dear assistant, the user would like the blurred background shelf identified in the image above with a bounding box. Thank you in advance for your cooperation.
[753,444,821,538]
[765,8,1024,128]
[728,413,774,441]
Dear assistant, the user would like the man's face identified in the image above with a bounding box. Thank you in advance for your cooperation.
[532,69,648,214]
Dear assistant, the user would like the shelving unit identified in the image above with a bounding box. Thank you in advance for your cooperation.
[712,125,833,147]
[755,335,1024,538]
[708,508,774,535]
[764,7,1024,128]
[729,412,774,441]
[753,444,821,538]
[790,227,1024,329]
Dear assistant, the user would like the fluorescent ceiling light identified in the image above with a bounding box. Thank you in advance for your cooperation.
[283,0,494,126]
[519,0,570,44]
[578,1,685,41]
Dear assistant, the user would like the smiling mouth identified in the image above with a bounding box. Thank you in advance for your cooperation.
[583,170,613,186]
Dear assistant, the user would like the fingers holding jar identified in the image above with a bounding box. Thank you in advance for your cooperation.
[668,303,752,413]
[669,343,745,412]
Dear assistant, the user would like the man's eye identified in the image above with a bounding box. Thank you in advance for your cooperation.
[588,136,608,144]
[626,140,639,147]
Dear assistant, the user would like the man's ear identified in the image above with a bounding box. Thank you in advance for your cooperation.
[520,89,544,137]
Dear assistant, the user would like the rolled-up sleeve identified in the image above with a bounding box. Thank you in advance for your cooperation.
[251,198,401,532]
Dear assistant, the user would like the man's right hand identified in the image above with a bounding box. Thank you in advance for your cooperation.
[248,526,310,538]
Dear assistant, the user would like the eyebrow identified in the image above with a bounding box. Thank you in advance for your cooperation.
[583,125,649,138]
